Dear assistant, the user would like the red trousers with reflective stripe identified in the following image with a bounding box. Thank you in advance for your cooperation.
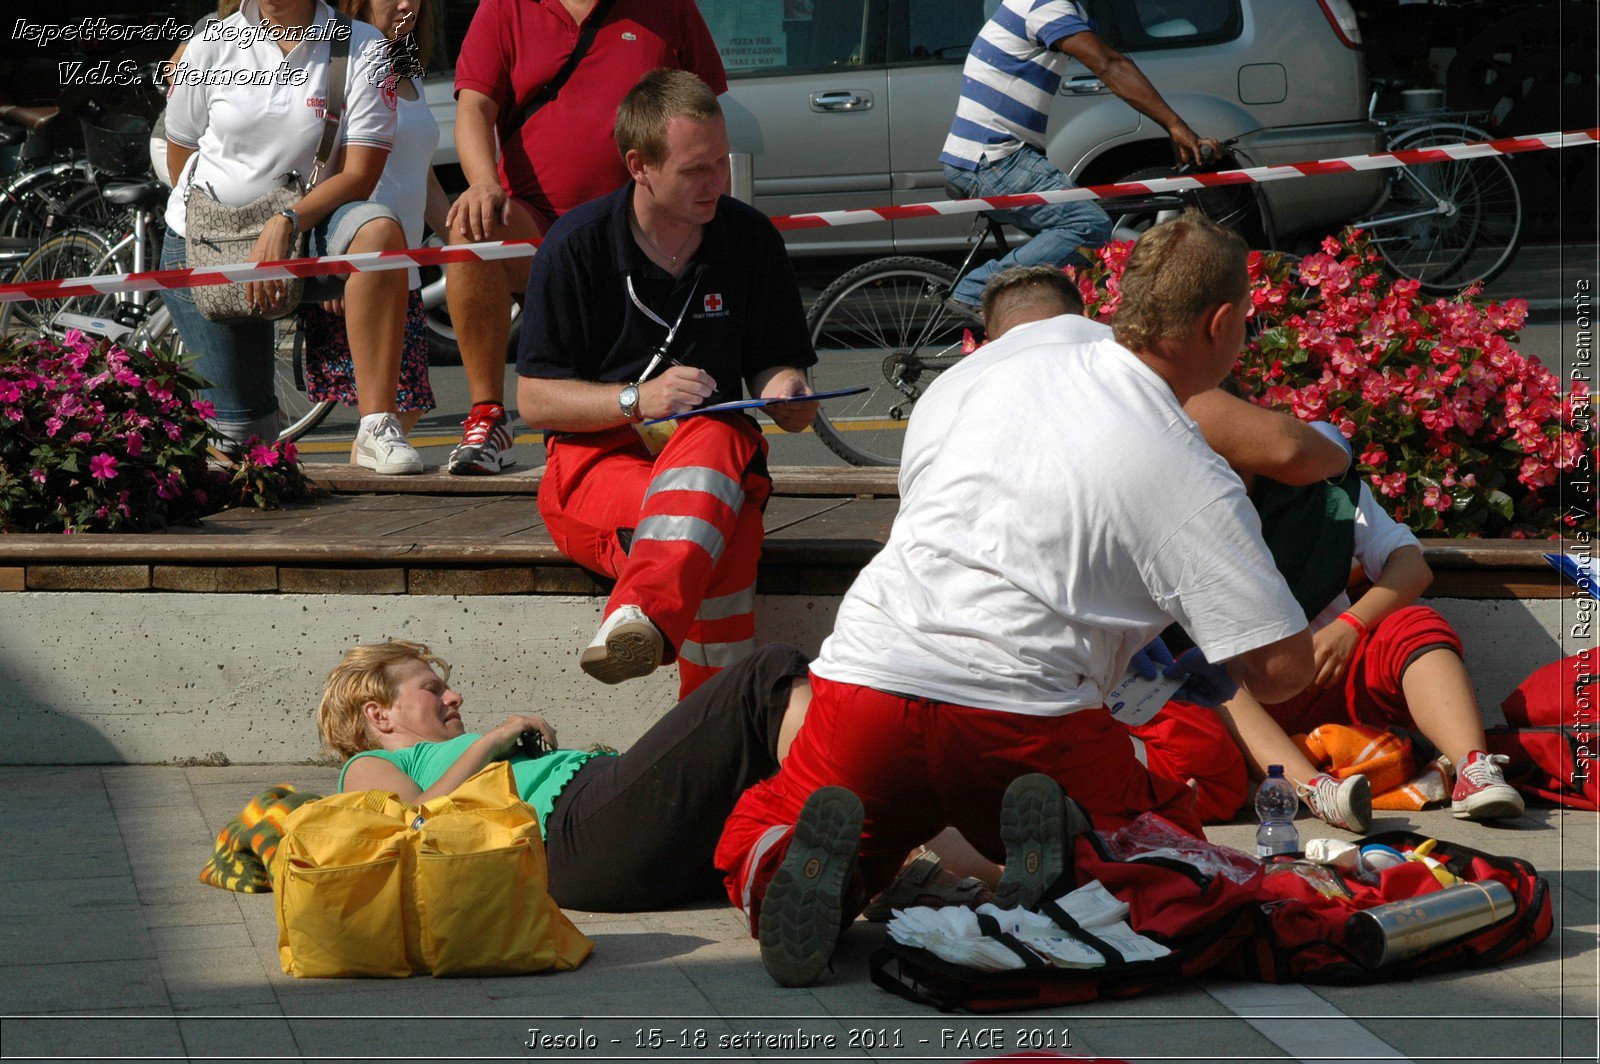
[1134,605,1465,822]
[714,674,1203,931]
[538,415,770,697]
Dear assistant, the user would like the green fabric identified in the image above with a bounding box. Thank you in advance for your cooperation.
[1251,470,1361,621]
[340,736,605,834]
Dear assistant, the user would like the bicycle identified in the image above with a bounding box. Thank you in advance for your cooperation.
[1352,80,1521,293]
[806,182,1187,467]
[0,117,334,444]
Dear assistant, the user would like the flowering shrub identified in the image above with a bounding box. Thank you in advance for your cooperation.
[0,331,316,533]
[1073,231,1595,539]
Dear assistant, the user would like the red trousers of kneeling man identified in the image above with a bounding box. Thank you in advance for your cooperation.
[715,673,1203,932]
[1135,604,1465,822]
[539,414,771,697]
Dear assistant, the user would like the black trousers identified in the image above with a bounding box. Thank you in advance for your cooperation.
[544,644,809,912]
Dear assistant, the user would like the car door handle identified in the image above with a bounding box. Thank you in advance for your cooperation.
[810,91,873,113]
[1064,76,1105,94]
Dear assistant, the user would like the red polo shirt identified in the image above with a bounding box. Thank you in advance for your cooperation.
[455,0,728,226]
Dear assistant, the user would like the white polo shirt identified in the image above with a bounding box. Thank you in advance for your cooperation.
[811,314,1307,717]
[163,0,396,237]
[369,84,439,290]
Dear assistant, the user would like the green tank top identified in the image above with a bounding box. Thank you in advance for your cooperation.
[339,735,606,834]
[1252,470,1361,621]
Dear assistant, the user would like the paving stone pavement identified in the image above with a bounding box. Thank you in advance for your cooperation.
[0,765,1594,1063]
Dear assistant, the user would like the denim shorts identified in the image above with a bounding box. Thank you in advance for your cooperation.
[159,198,400,440]
[301,199,401,301]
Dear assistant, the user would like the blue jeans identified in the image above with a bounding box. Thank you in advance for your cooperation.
[160,199,400,448]
[944,146,1114,307]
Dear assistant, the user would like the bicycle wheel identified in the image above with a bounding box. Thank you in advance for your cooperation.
[139,306,335,444]
[0,228,121,337]
[1365,123,1522,293]
[0,165,96,242]
[806,256,974,467]
[57,183,141,248]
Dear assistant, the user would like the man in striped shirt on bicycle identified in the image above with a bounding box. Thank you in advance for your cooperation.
[941,0,1221,311]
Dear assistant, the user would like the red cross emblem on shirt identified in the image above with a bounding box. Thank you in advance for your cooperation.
[704,293,723,313]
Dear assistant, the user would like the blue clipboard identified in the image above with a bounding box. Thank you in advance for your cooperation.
[1544,553,1598,601]
[643,386,869,425]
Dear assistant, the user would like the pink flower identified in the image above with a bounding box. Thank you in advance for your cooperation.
[1359,444,1388,468]
[29,468,46,485]
[125,432,144,458]
[0,381,19,404]
[191,398,215,419]
[1419,406,1455,433]
[89,453,118,481]
[279,440,298,463]
[1374,471,1408,499]
[1422,485,1453,511]
[247,445,280,467]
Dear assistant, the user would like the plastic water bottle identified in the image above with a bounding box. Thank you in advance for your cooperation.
[1254,764,1300,858]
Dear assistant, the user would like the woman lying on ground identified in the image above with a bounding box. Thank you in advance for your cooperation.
[319,639,812,912]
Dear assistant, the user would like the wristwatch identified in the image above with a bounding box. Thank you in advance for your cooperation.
[276,207,300,235]
[618,383,642,422]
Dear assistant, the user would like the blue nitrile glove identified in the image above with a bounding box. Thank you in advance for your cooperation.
[1128,636,1176,680]
[1309,420,1353,472]
[1163,647,1238,708]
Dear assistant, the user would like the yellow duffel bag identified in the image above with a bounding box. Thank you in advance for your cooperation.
[275,761,592,978]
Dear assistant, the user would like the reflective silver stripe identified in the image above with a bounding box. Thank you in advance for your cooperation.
[643,466,745,512]
[680,637,756,669]
[741,823,792,929]
[697,585,755,622]
[633,514,726,561]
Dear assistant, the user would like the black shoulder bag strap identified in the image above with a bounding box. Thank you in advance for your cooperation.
[502,0,617,138]
[308,11,352,189]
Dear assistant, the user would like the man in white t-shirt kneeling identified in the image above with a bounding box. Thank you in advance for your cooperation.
[714,212,1316,988]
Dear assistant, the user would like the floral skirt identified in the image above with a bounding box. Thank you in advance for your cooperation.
[300,290,436,411]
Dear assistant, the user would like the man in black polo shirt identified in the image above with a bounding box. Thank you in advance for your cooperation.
[518,70,817,698]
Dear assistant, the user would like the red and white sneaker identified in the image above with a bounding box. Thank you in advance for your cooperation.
[1451,751,1525,820]
[448,402,516,475]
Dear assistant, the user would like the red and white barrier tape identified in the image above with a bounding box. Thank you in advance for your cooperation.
[2,127,1595,305]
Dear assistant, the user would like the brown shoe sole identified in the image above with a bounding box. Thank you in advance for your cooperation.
[579,620,663,684]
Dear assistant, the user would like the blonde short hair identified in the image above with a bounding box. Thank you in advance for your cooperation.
[1112,211,1249,353]
[317,640,451,760]
[615,68,722,166]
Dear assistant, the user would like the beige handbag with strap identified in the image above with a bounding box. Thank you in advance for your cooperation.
[183,12,350,323]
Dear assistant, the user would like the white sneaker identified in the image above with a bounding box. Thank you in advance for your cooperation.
[1296,772,1373,833]
[579,605,664,684]
[353,413,423,475]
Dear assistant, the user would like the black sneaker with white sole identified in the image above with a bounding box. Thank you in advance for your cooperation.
[996,773,1089,911]
[758,787,864,988]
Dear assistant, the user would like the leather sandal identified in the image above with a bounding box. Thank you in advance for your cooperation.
[862,847,994,922]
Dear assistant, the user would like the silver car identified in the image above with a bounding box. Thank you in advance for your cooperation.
[694,0,1384,255]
